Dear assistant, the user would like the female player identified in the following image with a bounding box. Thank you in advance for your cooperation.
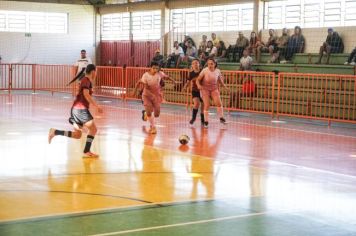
[183,59,204,125]
[48,64,103,158]
[196,58,229,128]
[133,61,163,134]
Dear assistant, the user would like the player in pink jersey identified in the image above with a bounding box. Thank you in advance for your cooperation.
[133,62,163,134]
[196,58,229,128]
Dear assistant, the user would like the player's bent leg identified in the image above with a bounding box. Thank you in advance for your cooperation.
[82,120,98,157]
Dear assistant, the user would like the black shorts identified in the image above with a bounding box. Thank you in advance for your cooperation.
[192,90,203,102]
[69,108,93,127]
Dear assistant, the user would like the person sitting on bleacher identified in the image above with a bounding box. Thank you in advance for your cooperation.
[228,32,249,62]
[180,35,196,55]
[215,41,227,62]
[198,35,208,56]
[283,26,305,63]
[271,28,289,63]
[247,31,263,57]
[166,41,184,68]
[151,49,164,68]
[316,28,344,64]
[344,47,356,66]
[177,40,197,66]
[240,49,253,71]
[200,40,217,65]
[211,33,220,47]
[256,29,277,63]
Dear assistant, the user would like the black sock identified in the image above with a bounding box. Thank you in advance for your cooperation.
[200,113,205,123]
[83,135,94,153]
[54,130,72,137]
[192,109,198,121]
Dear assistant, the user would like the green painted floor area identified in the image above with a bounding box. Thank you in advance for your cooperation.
[1,199,355,236]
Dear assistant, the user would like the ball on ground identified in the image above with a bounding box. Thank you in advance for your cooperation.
[179,134,190,145]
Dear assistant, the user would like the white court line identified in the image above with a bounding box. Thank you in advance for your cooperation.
[89,211,268,236]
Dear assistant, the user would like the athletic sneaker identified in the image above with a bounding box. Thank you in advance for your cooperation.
[83,152,99,158]
[142,110,148,121]
[203,121,209,128]
[189,119,195,125]
[344,61,349,65]
[48,128,55,144]
[220,117,227,124]
[351,62,356,66]
[149,126,157,134]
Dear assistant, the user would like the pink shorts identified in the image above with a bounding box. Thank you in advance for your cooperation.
[142,94,161,113]
[200,88,220,99]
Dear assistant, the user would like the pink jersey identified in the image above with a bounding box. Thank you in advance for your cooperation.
[158,71,168,78]
[140,72,161,96]
[199,67,222,91]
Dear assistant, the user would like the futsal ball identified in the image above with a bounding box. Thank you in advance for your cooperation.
[179,134,190,145]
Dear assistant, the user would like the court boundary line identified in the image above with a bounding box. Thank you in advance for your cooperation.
[0,198,224,224]
[89,211,268,236]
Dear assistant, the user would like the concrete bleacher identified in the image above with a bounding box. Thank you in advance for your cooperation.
[219,53,356,75]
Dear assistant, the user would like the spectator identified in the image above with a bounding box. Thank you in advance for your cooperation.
[74,49,92,75]
[231,31,249,62]
[198,35,208,55]
[316,28,344,64]
[247,31,262,57]
[166,41,184,68]
[151,49,164,67]
[256,29,278,63]
[272,28,290,63]
[344,47,356,66]
[199,40,217,66]
[283,26,305,63]
[239,49,253,71]
[211,33,219,47]
[215,41,227,62]
[178,40,197,65]
[181,35,196,54]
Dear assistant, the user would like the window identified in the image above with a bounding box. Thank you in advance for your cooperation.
[264,0,356,29]
[0,10,67,33]
[101,13,130,40]
[132,10,161,40]
[102,11,161,40]
[170,3,254,33]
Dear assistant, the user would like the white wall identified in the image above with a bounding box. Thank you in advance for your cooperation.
[0,1,96,65]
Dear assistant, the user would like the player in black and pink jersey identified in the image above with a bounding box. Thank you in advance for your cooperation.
[48,64,103,158]
[183,59,204,126]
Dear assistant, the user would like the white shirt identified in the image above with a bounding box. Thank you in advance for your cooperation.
[240,56,253,70]
[75,57,92,73]
[173,46,184,57]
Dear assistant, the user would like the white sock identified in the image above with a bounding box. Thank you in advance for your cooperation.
[148,116,155,127]
[217,106,224,118]
[204,110,209,122]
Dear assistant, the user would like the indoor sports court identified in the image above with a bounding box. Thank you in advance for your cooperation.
[0,0,356,235]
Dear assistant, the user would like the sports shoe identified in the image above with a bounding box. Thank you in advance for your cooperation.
[189,119,195,125]
[351,62,356,66]
[142,110,148,121]
[48,128,55,144]
[83,152,99,158]
[344,61,349,65]
[220,117,227,124]
[149,126,157,134]
[203,121,209,128]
